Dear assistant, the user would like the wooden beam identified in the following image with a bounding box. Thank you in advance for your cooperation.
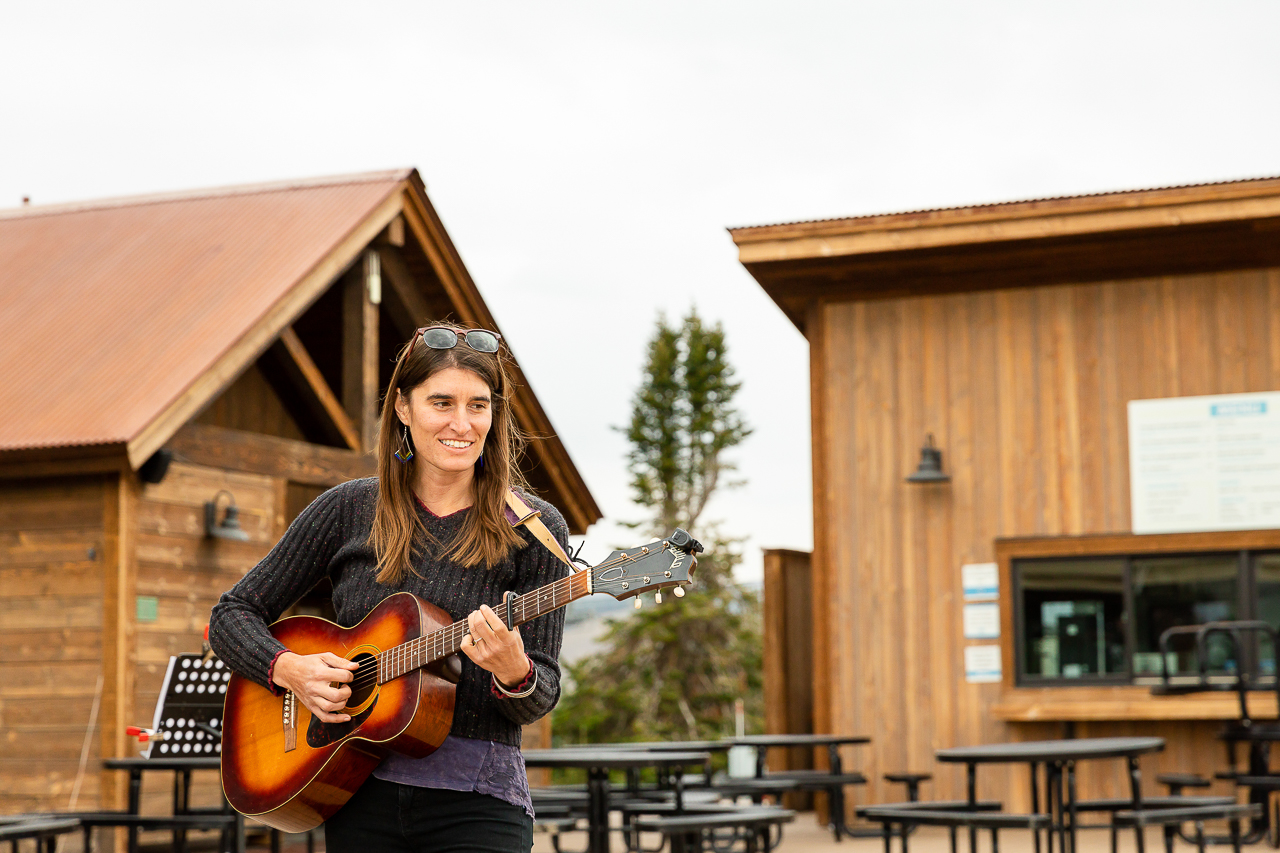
[264,327,362,451]
[376,214,405,247]
[0,444,130,480]
[100,473,138,812]
[127,188,404,469]
[400,194,484,326]
[343,252,381,451]
[167,423,374,487]
[731,181,1280,264]
[379,246,432,338]
[807,299,833,744]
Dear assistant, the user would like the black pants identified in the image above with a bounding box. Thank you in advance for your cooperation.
[324,777,534,853]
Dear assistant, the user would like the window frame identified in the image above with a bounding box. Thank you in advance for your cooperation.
[1012,549,1265,687]
[997,530,1280,691]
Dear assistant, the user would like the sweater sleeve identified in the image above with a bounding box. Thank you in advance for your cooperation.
[208,481,358,693]
[491,496,572,726]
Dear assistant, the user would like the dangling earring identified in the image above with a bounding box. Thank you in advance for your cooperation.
[395,425,414,463]
[476,451,485,472]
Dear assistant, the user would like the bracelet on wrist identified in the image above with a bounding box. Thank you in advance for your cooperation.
[492,659,538,699]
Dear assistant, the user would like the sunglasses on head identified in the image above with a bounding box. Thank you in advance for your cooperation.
[407,326,502,359]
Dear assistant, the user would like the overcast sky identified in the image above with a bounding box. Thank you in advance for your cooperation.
[5,2,1280,582]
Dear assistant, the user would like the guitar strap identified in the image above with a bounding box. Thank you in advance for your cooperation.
[504,489,582,574]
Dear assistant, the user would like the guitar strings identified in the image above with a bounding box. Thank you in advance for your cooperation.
[341,568,597,692]
[339,548,677,693]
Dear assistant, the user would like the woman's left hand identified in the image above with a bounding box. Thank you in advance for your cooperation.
[462,604,532,688]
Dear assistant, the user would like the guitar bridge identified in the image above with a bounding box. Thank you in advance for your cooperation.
[283,690,297,752]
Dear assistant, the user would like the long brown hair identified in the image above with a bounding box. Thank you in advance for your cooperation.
[369,322,530,584]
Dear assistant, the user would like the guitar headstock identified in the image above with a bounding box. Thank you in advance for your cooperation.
[590,529,703,601]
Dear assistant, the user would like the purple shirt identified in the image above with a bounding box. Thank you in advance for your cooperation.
[373,736,534,817]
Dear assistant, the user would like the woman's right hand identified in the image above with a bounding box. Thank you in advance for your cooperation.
[272,651,359,723]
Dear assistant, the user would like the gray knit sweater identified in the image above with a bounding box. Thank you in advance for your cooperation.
[208,477,569,745]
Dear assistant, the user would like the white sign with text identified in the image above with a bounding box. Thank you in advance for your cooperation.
[1129,392,1280,534]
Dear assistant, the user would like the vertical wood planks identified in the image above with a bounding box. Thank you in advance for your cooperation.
[811,266,1280,807]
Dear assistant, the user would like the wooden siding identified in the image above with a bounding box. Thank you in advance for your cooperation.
[0,476,107,814]
[130,462,279,816]
[815,267,1280,810]
[194,362,308,443]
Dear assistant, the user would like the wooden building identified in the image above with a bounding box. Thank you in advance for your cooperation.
[734,178,1280,811]
[0,170,601,818]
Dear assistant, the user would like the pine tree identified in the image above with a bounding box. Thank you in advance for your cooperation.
[554,309,760,743]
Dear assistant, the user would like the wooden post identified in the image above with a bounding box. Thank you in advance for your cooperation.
[764,548,815,811]
[100,472,139,852]
[343,252,381,451]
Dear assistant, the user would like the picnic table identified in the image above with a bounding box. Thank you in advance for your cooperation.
[934,736,1166,853]
[523,748,711,853]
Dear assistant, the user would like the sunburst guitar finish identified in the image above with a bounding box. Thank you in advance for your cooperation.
[219,530,703,832]
[220,593,456,832]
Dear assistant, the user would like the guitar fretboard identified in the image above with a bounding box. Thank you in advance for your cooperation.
[376,570,593,683]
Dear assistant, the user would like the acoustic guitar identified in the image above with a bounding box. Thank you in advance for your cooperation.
[220,530,703,832]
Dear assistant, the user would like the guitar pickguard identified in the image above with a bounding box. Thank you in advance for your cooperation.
[306,695,378,748]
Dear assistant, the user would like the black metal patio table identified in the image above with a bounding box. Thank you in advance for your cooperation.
[935,736,1165,853]
[102,757,243,853]
[522,748,711,853]
[728,734,871,839]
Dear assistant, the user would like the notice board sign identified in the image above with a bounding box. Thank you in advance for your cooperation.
[1129,391,1280,534]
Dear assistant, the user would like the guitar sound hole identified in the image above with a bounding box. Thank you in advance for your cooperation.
[347,652,377,709]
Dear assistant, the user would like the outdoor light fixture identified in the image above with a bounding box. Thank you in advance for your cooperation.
[205,490,251,541]
[906,434,950,484]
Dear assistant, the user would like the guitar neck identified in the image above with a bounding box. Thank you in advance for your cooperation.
[379,570,592,683]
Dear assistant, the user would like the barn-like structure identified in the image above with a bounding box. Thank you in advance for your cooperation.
[0,170,600,816]
[737,177,1280,812]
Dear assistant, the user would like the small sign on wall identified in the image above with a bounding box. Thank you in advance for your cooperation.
[963,602,1000,639]
[965,645,1002,683]
[962,563,999,600]
[1129,391,1280,534]
[137,596,159,622]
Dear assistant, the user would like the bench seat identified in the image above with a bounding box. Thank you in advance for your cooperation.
[861,806,1050,853]
[632,806,795,853]
[1113,803,1261,853]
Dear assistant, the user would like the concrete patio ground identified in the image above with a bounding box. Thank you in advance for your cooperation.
[533,811,1226,853]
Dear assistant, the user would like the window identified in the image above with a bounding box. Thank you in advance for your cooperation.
[1014,549,1278,686]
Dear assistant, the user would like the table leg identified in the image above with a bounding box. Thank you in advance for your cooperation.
[1029,762,1042,853]
[828,744,846,840]
[176,768,191,853]
[127,768,142,853]
[1126,757,1145,853]
[587,767,611,853]
[1066,761,1078,853]
[1249,741,1273,842]
[1047,762,1063,853]
[967,763,978,853]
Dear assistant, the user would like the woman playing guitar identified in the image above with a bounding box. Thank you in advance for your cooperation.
[209,323,570,853]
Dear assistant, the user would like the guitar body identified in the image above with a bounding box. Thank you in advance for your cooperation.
[220,592,458,832]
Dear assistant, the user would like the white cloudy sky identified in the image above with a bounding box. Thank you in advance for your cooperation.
[5,2,1279,582]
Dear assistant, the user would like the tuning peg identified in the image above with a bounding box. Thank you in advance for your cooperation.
[655,591,663,604]
[634,598,642,609]
[673,586,685,598]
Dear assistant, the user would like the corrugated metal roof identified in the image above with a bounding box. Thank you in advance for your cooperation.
[0,171,407,453]
[728,174,1280,234]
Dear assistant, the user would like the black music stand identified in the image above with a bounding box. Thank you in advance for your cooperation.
[146,653,228,758]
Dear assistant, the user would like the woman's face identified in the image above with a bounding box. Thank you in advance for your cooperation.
[395,367,493,481]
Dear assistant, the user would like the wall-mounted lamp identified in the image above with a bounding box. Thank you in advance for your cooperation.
[906,434,950,484]
[205,490,251,541]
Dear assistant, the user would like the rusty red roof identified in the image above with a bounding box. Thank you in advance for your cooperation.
[0,171,408,453]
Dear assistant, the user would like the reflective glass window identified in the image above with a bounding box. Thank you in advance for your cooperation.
[1018,558,1126,681]
[1131,554,1239,676]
